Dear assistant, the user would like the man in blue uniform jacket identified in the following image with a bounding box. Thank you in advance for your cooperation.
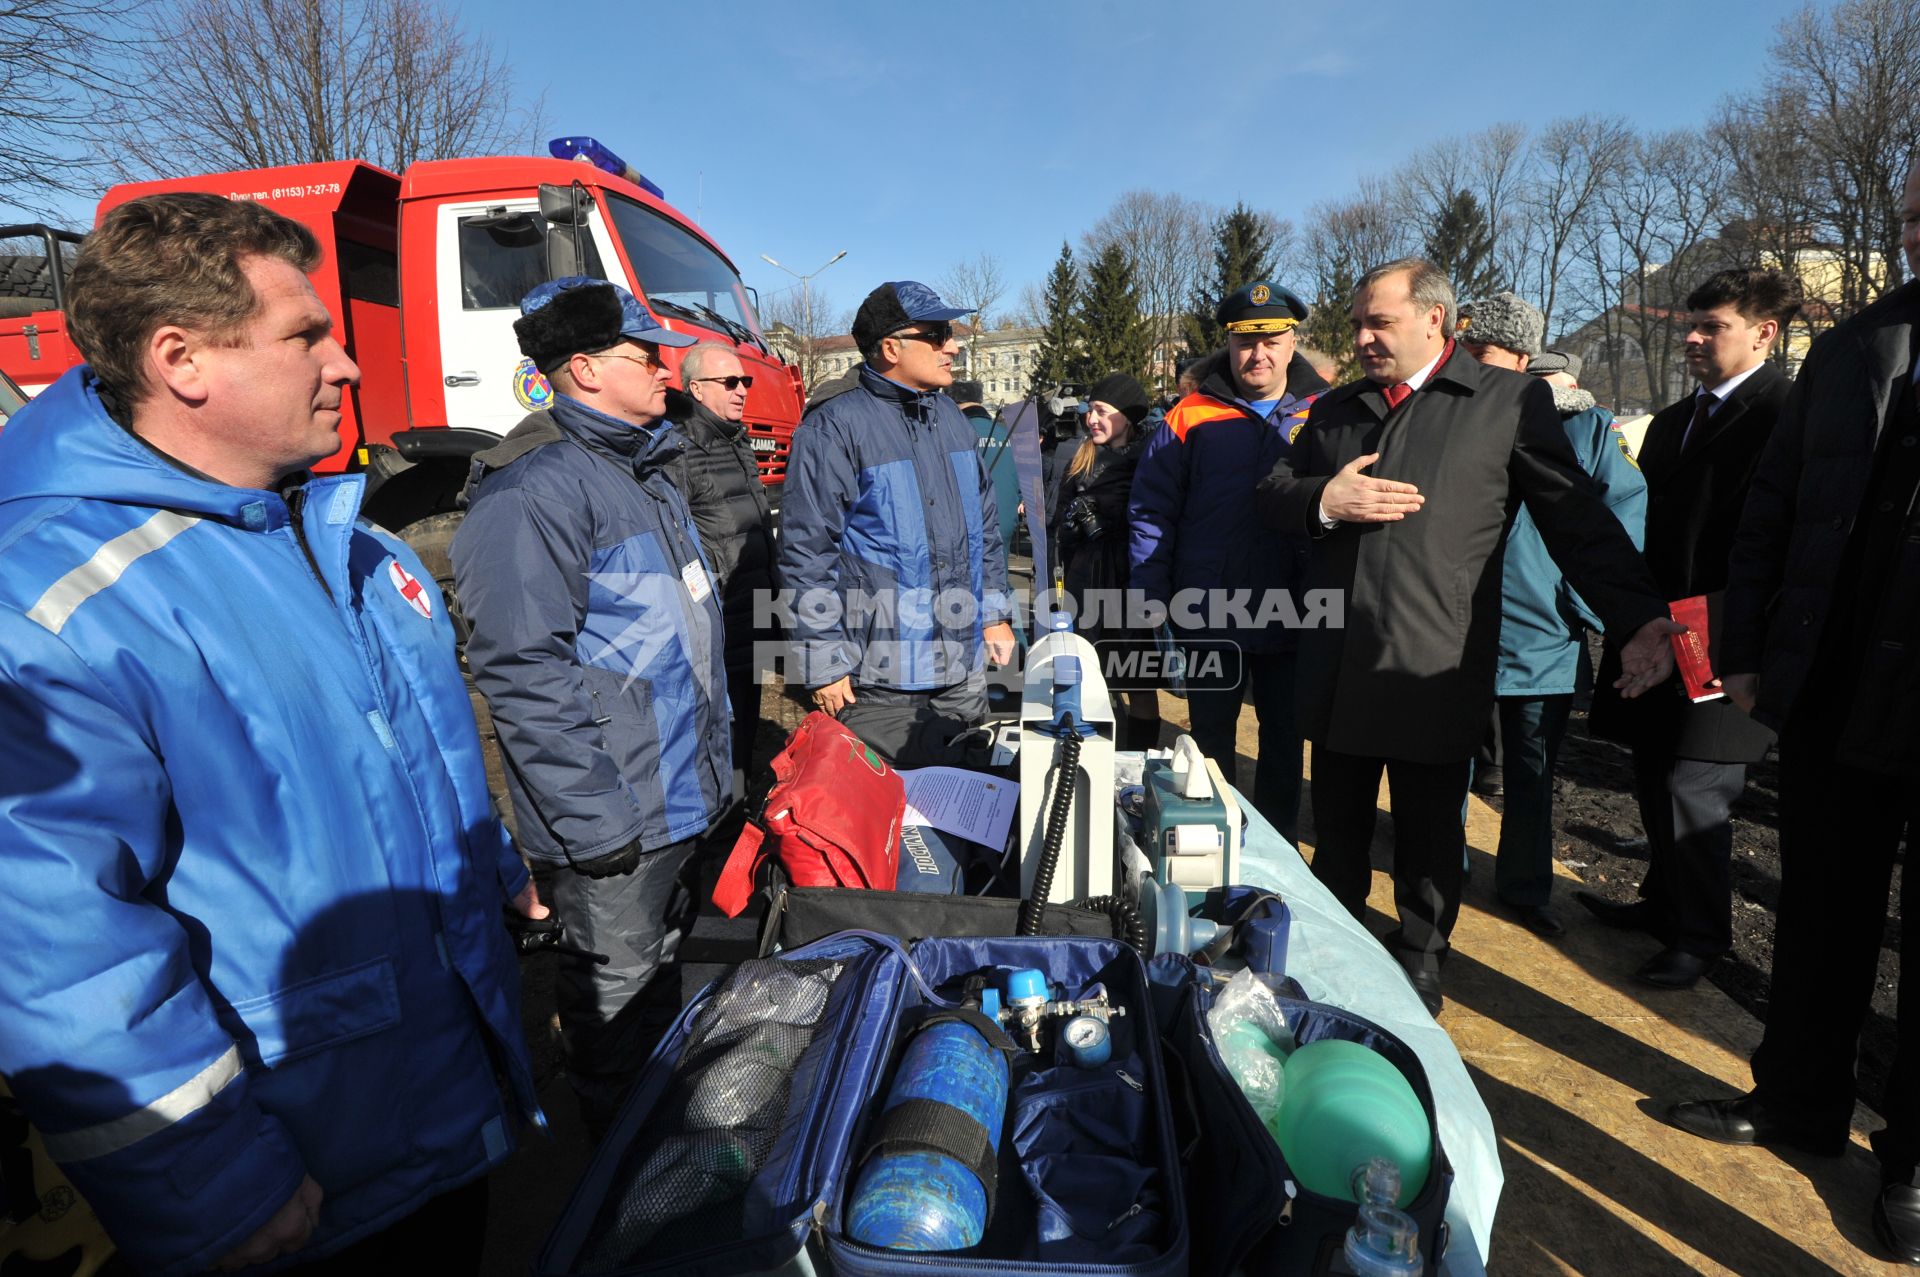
[1130,282,1330,843]
[780,281,1014,762]
[0,193,542,1274]
[454,277,732,1134]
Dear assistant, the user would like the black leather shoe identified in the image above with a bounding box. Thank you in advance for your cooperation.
[1874,1183,1920,1265]
[1470,766,1504,797]
[1404,967,1444,1017]
[1573,889,1656,933]
[1505,902,1566,938]
[1637,947,1712,990]
[1665,1094,1848,1156]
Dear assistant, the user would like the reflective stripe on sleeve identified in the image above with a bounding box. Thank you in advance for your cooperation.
[26,510,202,635]
[40,1045,243,1162]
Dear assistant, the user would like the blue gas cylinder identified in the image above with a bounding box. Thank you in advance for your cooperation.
[845,1020,1010,1250]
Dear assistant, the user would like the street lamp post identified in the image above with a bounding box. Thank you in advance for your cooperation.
[761,250,847,388]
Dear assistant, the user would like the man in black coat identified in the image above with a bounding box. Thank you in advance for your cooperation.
[1257,258,1675,1014]
[1666,160,1920,1267]
[669,341,779,803]
[1584,268,1802,990]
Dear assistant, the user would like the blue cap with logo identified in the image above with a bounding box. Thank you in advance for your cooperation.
[514,275,696,372]
[853,280,975,351]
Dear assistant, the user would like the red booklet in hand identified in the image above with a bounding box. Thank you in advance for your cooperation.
[1668,595,1724,703]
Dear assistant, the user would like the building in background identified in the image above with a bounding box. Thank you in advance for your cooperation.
[772,322,1044,406]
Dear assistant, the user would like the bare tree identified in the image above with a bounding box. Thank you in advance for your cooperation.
[0,0,140,217]
[1761,0,1920,304]
[1081,191,1210,391]
[935,252,1008,377]
[1007,280,1050,332]
[1516,114,1632,339]
[762,288,850,396]
[1469,124,1533,291]
[1710,85,1826,341]
[1298,190,1409,383]
[110,0,542,177]
[1584,128,1729,408]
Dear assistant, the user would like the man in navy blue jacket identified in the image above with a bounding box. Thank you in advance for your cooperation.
[780,281,1013,762]
[453,277,731,1132]
[1130,282,1329,844]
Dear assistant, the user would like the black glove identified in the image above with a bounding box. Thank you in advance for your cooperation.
[502,908,610,965]
[571,837,644,879]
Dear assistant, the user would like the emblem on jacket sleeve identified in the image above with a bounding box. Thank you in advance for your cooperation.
[389,560,435,618]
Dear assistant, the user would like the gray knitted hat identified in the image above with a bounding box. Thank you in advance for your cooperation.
[1528,348,1584,381]
[1457,291,1544,357]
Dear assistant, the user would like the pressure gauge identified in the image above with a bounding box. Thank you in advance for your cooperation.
[1062,1015,1112,1068]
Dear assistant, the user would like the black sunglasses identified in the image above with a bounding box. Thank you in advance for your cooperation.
[691,375,755,391]
[890,322,954,346]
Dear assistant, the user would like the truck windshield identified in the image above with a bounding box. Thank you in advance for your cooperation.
[604,193,764,343]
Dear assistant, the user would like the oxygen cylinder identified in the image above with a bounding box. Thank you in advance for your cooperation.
[845,1020,1010,1250]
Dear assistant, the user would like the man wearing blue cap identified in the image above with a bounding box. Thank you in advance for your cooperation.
[780,281,1014,762]
[1130,281,1330,843]
[453,276,733,1132]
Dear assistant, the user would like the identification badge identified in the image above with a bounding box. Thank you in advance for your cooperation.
[682,560,712,603]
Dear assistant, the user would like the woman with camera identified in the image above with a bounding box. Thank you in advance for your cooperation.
[1050,372,1162,751]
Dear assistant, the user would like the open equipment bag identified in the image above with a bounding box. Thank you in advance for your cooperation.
[537,932,1187,1277]
[1148,953,1455,1277]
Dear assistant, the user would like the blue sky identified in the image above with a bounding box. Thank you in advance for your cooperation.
[77,0,1825,326]
[467,0,1811,326]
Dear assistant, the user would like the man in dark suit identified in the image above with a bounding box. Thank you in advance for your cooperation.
[1665,160,1920,1267]
[1257,257,1676,1014]
[1583,268,1803,990]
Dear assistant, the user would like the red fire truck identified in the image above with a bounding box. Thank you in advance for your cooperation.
[0,138,802,605]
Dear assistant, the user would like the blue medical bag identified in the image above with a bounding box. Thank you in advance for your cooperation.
[536,932,1188,1277]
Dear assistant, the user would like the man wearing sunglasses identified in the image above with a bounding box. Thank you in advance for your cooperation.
[667,341,778,806]
[452,277,733,1134]
[781,280,1014,764]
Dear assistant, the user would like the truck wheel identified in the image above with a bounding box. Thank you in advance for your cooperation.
[399,510,472,657]
[0,255,53,299]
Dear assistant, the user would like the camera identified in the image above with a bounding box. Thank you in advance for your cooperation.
[1065,494,1109,542]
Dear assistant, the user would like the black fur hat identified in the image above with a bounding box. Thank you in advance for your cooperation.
[513,275,694,374]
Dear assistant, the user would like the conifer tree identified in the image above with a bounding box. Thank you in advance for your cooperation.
[1028,242,1090,394]
[1183,202,1281,356]
[1424,189,1502,301]
[1079,242,1151,383]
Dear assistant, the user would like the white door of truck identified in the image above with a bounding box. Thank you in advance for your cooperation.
[434,199,546,434]
[434,200,619,435]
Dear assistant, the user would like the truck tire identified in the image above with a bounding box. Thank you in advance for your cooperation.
[0,255,53,300]
[398,510,472,656]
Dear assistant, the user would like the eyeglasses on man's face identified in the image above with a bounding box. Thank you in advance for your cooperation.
[691,375,755,391]
[592,347,666,373]
[890,322,954,347]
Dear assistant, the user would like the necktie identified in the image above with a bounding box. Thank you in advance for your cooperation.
[1382,382,1413,411]
[1681,391,1717,450]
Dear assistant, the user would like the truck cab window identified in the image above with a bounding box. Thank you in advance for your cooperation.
[457,212,603,310]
